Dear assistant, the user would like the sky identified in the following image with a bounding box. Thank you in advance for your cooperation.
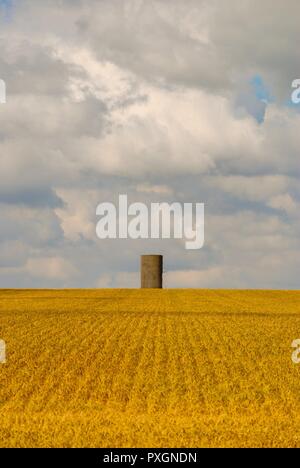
[0,0,299,289]
[0,0,12,20]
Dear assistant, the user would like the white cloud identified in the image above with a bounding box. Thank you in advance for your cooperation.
[267,194,298,215]
[96,271,139,288]
[165,267,226,288]
[25,257,78,280]
[136,184,173,195]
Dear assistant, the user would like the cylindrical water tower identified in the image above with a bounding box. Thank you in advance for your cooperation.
[141,255,163,289]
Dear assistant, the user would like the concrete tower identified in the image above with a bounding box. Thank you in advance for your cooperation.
[141,255,163,289]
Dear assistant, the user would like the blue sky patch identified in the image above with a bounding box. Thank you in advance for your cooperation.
[250,75,273,104]
[0,0,13,21]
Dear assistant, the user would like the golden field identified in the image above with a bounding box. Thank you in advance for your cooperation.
[0,289,300,448]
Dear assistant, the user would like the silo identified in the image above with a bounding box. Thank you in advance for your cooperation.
[141,255,163,289]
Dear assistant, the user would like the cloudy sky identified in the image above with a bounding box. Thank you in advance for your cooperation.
[0,0,299,288]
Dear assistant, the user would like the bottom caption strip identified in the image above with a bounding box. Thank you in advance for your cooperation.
[103,451,198,465]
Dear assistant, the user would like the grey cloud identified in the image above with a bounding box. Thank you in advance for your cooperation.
[0,204,64,246]
[0,187,63,208]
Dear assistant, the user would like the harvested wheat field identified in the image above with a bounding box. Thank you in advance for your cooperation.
[0,289,300,448]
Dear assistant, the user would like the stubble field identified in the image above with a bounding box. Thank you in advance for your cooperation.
[0,289,300,448]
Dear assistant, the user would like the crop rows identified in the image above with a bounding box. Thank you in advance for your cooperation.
[0,289,300,447]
